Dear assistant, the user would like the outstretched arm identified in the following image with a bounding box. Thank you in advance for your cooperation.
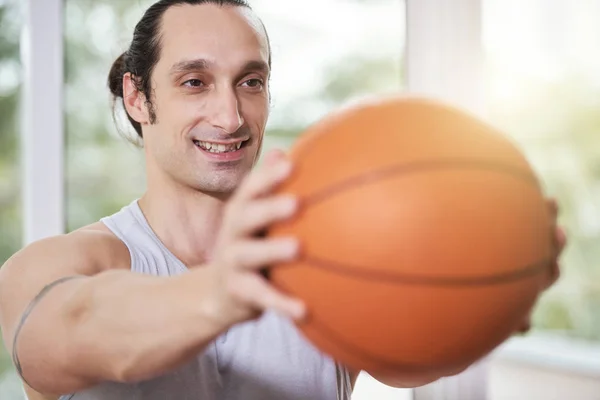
[0,229,227,395]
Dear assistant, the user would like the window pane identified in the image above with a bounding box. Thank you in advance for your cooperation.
[65,0,149,230]
[483,0,600,340]
[0,0,24,397]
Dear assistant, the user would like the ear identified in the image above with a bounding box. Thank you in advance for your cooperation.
[122,72,150,125]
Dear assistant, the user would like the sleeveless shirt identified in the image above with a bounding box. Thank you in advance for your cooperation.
[58,200,352,400]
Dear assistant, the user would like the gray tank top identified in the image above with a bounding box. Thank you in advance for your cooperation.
[59,200,352,400]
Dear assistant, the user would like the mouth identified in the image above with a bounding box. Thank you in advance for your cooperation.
[192,139,249,154]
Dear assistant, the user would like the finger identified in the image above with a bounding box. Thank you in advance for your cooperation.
[236,274,306,320]
[555,226,567,253]
[543,227,564,290]
[263,149,288,166]
[234,158,292,202]
[517,318,531,334]
[546,198,559,218]
[229,195,298,237]
[226,238,300,271]
[547,261,560,286]
[516,308,534,334]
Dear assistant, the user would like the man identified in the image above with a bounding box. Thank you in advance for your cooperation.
[0,1,566,399]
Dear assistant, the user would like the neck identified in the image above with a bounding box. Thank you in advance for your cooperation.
[139,173,230,268]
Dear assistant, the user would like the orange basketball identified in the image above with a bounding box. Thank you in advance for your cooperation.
[267,96,554,376]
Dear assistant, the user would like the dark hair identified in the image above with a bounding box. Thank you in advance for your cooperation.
[107,0,270,140]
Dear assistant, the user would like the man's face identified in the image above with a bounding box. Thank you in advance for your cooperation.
[143,4,271,195]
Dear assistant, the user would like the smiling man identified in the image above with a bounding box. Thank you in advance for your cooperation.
[0,1,566,399]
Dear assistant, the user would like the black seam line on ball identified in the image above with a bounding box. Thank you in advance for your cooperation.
[297,256,552,286]
[276,278,466,372]
[302,159,541,207]
[306,313,472,372]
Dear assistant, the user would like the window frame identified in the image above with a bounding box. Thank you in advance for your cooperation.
[21,0,65,246]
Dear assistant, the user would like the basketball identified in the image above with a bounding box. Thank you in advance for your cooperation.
[267,96,555,376]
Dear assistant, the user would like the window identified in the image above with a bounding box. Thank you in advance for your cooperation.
[65,0,148,231]
[483,0,600,341]
[0,0,24,397]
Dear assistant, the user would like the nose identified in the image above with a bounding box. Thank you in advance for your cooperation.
[207,87,245,134]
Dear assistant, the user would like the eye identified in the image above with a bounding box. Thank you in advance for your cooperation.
[242,78,264,89]
[183,79,204,88]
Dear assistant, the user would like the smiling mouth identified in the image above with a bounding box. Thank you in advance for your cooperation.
[193,139,248,153]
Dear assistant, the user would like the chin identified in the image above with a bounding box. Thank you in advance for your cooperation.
[191,175,243,197]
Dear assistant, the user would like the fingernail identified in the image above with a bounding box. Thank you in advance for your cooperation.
[268,148,286,157]
[283,238,299,256]
[291,301,307,321]
[276,160,292,178]
[281,196,298,213]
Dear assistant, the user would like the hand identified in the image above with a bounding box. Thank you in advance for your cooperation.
[517,198,567,333]
[207,149,306,328]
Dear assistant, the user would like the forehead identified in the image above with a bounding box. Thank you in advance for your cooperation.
[157,4,269,73]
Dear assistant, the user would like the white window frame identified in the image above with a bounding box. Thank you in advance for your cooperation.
[404,1,488,398]
[405,0,485,117]
[22,0,65,245]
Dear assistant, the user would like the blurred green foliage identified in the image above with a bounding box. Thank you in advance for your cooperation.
[0,1,21,388]
[0,3,22,269]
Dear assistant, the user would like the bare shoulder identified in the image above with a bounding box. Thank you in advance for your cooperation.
[2,222,129,276]
[0,221,130,312]
[73,221,131,271]
[75,220,114,234]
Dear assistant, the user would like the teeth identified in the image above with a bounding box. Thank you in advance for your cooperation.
[195,140,244,153]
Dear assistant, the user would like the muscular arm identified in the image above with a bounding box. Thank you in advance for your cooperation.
[0,228,225,396]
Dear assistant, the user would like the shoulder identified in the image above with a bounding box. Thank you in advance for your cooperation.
[70,221,131,272]
[1,221,130,278]
[52,221,131,273]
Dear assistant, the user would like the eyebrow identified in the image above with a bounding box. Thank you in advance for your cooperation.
[169,58,270,78]
[239,60,270,76]
[169,59,211,77]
